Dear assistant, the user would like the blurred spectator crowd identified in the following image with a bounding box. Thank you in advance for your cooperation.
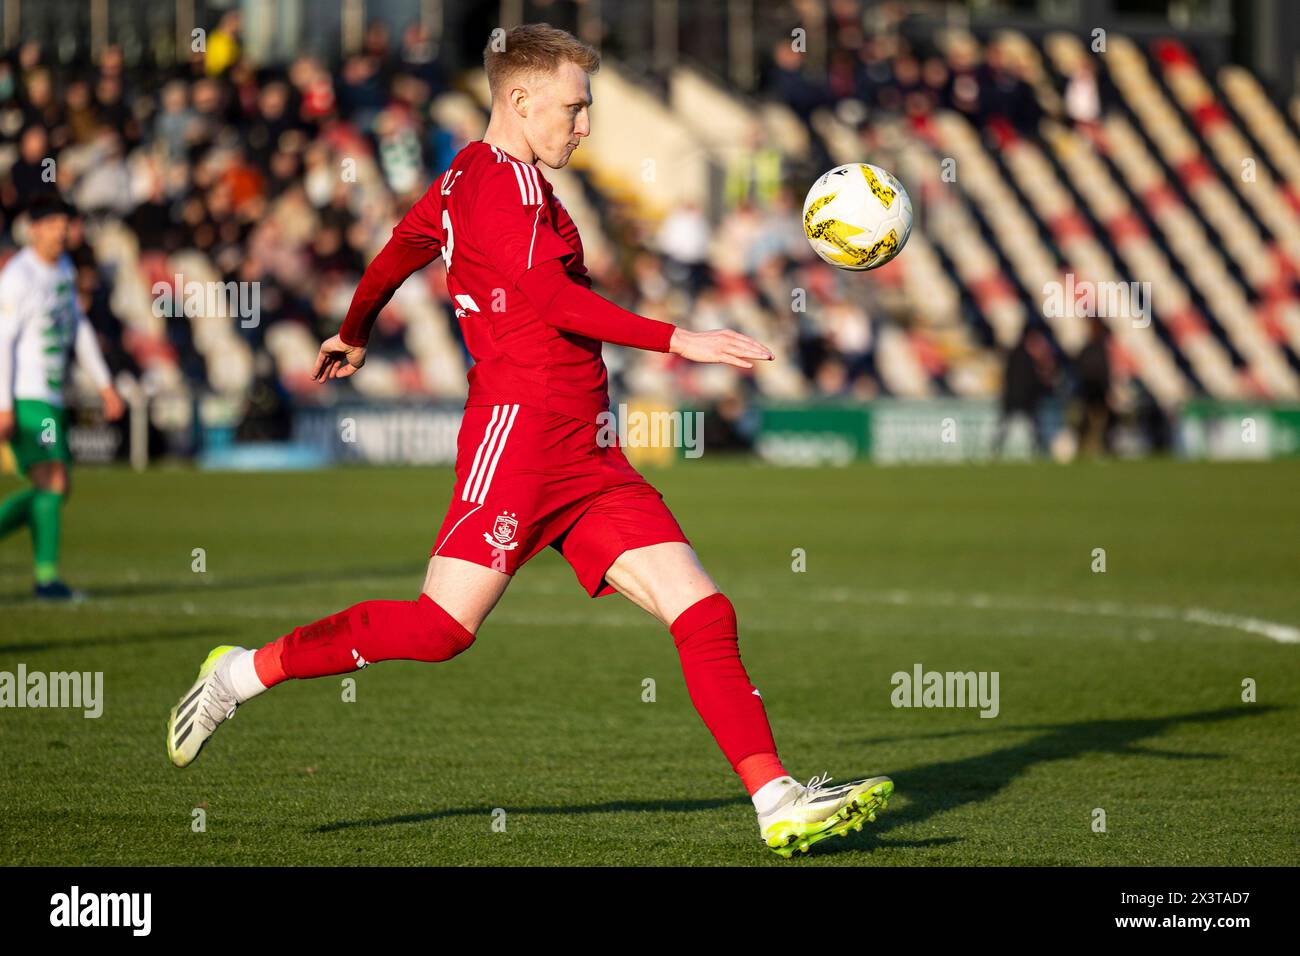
[3,1,1299,460]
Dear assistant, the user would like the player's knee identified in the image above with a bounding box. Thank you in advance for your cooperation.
[29,463,67,496]
[437,621,476,661]
[414,594,477,662]
[656,582,725,630]
[669,591,737,649]
[34,485,67,504]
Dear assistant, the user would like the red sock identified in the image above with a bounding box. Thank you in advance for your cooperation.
[253,594,474,687]
[736,752,789,795]
[253,639,287,687]
[670,593,786,794]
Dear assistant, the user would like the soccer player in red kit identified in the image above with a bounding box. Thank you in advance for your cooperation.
[166,24,892,857]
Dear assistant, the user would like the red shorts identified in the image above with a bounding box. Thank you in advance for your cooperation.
[431,403,690,597]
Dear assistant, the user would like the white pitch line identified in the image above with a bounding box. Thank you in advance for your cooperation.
[811,587,1300,645]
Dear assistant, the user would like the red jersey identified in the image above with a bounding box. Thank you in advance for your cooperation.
[346,140,673,424]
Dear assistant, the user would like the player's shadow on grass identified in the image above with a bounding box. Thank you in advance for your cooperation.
[314,796,750,833]
[806,704,1275,858]
[0,560,424,604]
[313,705,1273,856]
[0,625,221,654]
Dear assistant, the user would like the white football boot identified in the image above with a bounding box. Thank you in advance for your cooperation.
[167,645,243,768]
[758,772,894,857]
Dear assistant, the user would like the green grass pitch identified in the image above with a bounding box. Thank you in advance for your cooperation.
[1,458,1297,866]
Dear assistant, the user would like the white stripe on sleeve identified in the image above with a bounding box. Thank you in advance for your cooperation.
[508,162,529,203]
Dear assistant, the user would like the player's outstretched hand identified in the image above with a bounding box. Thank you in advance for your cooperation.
[100,387,125,422]
[312,335,367,382]
[0,410,12,442]
[669,329,774,369]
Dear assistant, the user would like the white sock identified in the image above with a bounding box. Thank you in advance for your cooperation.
[226,648,268,703]
[751,775,800,816]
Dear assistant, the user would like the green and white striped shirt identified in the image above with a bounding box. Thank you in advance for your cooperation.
[0,248,111,411]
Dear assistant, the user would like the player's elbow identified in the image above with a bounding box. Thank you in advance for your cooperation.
[517,260,574,317]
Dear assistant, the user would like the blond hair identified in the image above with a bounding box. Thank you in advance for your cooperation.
[483,23,600,100]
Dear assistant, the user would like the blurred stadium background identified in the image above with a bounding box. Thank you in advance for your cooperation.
[4,0,1300,472]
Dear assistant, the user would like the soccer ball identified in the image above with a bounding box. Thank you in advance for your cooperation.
[802,163,912,271]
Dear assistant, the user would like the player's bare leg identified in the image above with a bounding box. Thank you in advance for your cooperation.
[420,555,511,632]
[602,541,717,626]
[167,555,508,767]
[604,542,893,856]
[27,459,68,495]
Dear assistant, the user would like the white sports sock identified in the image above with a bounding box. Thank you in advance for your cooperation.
[226,648,268,702]
[751,775,800,816]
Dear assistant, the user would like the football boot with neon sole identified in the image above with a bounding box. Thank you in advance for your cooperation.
[167,645,244,768]
[759,773,893,857]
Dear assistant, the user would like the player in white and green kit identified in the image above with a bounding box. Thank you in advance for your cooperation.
[0,195,123,599]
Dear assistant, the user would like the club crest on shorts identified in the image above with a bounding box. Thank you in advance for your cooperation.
[485,511,519,550]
